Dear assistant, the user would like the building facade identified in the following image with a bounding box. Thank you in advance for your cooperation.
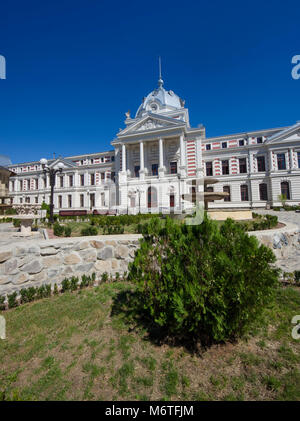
[7,78,300,214]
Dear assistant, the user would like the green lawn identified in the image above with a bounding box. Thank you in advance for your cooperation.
[0,282,299,401]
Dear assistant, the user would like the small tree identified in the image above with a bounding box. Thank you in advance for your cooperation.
[278,193,287,208]
[127,216,280,343]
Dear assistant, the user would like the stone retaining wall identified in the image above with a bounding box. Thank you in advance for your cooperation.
[0,234,142,296]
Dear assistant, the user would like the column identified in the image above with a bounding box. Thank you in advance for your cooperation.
[268,150,274,172]
[122,143,126,172]
[159,138,164,169]
[140,141,144,171]
[289,148,294,169]
[195,136,203,178]
[179,134,186,177]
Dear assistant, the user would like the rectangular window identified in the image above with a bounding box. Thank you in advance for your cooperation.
[35,196,38,204]
[90,159,94,165]
[170,194,175,208]
[170,162,177,174]
[297,152,300,168]
[90,193,95,208]
[206,144,211,150]
[240,185,249,201]
[11,181,15,191]
[239,158,247,173]
[277,153,286,170]
[222,142,227,149]
[259,183,268,201]
[134,165,140,177]
[90,174,95,185]
[35,179,38,189]
[60,176,64,188]
[80,194,84,208]
[222,160,229,175]
[80,174,84,186]
[111,156,115,162]
[257,156,266,172]
[239,139,245,147]
[257,137,263,144]
[69,175,73,187]
[223,186,230,201]
[206,162,213,176]
[68,195,72,208]
[58,195,62,208]
[25,197,30,204]
[101,172,105,180]
[152,164,158,176]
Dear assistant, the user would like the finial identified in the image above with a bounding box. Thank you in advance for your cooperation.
[158,56,164,88]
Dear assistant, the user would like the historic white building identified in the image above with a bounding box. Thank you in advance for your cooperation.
[7,76,300,214]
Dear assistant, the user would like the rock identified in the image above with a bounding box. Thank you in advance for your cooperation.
[47,268,62,278]
[42,256,62,268]
[0,275,10,285]
[75,263,94,272]
[273,234,282,249]
[0,251,12,263]
[280,233,288,246]
[28,246,40,254]
[4,259,19,275]
[21,259,43,274]
[63,253,81,265]
[12,272,29,285]
[14,246,27,256]
[90,240,105,249]
[97,246,114,260]
[115,245,129,259]
[95,260,111,273]
[79,249,97,262]
[111,259,119,270]
[40,247,59,256]
[105,240,117,247]
[74,241,90,251]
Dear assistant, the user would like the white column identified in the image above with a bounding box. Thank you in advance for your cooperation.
[195,136,203,178]
[268,150,274,171]
[122,143,126,172]
[140,141,144,170]
[180,135,186,167]
[159,138,164,169]
[289,148,294,169]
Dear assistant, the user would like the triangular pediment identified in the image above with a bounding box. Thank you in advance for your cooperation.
[265,122,300,144]
[48,158,77,170]
[118,113,185,136]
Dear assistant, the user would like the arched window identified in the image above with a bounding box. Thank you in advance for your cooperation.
[240,184,249,201]
[223,186,231,201]
[281,182,290,200]
[259,183,268,201]
[147,186,157,208]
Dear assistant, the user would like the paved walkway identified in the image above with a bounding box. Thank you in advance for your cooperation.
[256,209,300,229]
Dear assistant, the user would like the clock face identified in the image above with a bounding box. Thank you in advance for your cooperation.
[150,103,158,112]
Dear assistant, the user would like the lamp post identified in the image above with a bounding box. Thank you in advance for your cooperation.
[40,158,64,224]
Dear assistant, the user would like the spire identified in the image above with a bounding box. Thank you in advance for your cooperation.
[158,56,164,88]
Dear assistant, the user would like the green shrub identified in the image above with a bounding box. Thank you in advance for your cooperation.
[64,226,72,237]
[7,292,18,309]
[127,216,280,343]
[53,222,64,236]
[294,271,300,284]
[70,276,79,291]
[5,208,17,215]
[0,296,5,311]
[61,278,70,292]
[81,226,98,236]
[101,272,109,283]
[53,283,59,295]
[13,219,21,228]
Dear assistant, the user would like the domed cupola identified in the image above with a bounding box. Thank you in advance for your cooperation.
[135,73,185,118]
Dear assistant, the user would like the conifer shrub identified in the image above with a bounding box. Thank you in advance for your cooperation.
[64,226,72,237]
[0,296,5,311]
[53,222,64,237]
[7,292,18,309]
[81,225,98,236]
[127,216,280,343]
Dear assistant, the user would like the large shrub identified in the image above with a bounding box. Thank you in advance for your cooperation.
[127,216,280,343]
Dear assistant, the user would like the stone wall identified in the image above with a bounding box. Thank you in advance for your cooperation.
[0,234,142,297]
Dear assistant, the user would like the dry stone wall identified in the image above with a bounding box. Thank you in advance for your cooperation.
[0,234,142,296]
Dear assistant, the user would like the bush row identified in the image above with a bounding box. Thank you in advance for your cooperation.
[53,222,72,237]
[0,271,126,311]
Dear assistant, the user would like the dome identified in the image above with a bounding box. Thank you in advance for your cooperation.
[0,154,12,167]
[135,79,185,118]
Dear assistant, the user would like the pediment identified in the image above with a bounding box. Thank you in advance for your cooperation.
[118,113,184,136]
[48,158,76,170]
[265,122,300,145]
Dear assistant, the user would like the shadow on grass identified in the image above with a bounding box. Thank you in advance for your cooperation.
[110,288,222,355]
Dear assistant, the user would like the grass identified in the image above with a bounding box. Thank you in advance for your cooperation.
[0,282,300,400]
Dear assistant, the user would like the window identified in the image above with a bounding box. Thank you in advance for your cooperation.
[297,152,300,168]
[79,194,84,207]
[239,139,245,147]
[35,196,38,204]
[111,172,115,182]
[170,162,177,174]
[90,193,95,209]
[277,153,286,170]
[206,162,213,176]
[170,194,175,208]
[222,142,227,149]
[90,174,95,185]
[147,186,157,208]
[90,159,94,165]
[11,181,15,191]
[281,182,290,200]
[152,164,158,176]
[239,158,247,173]
[257,137,263,144]
[60,176,64,188]
[68,195,72,208]
[35,179,38,189]
[20,198,23,204]
[206,144,211,151]
[257,156,266,172]
[80,174,84,186]
[25,197,30,204]
[222,160,229,175]
[240,184,249,201]
[134,165,140,178]
[259,183,268,201]
[80,160,84,165]
[223,186,231,201]
[69,175,73,187]
[101,172,105,180]
[58,195,62,208]
[206,186,213,192]
[111,156,115,162]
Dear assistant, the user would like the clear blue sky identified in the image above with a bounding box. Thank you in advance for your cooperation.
[0,0,299,164]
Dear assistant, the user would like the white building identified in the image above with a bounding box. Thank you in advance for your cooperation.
[8,77,300,214]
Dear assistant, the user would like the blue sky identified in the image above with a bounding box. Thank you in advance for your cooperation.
[0,0,299,164]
